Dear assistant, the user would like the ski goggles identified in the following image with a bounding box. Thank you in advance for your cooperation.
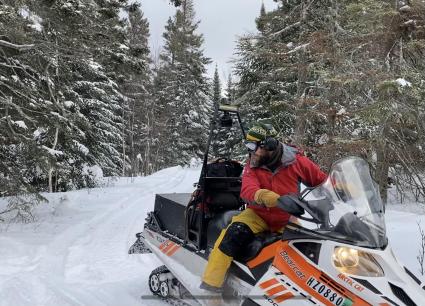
[244,140,270,152]
[244,141,260,152]
[245,138,278,152]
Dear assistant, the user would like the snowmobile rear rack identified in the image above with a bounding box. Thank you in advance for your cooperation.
[186,105,246,250]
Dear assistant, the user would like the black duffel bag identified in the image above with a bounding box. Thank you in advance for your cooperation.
[206,158,243,177]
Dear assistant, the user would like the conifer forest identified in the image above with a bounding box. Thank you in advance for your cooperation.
[1,0,425,220]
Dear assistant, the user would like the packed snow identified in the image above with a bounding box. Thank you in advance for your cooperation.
[396,78,412,87]
[18,7,43,32]
[73,140,90,155]
[1,165,425,306]
[64,101,75,108]
[12,121,28,130]
[42,146,64,157]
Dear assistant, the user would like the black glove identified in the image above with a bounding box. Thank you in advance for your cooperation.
[276,195,305,217]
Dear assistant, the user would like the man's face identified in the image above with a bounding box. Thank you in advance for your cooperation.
[250,145,273,167]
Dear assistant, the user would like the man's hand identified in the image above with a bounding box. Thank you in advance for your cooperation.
[254,189,280,207]
[276,195,305,216]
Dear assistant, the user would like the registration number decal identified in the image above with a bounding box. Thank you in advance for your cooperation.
[306,276,352,306]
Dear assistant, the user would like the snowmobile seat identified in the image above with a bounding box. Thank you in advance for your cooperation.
[206,210,281,262]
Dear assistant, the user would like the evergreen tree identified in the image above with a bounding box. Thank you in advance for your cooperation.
[329,0,425,201]
[209,68,245,160]
[120,3,153,176]
[1,0,138,215]
[226,73,236,103]
[212,65,221,108]
[235,0,425,202]
[256,2,267,32]
[0,3,47,220]
[154,0,212,166]
[210,64,221,157]
[235,0,334,143]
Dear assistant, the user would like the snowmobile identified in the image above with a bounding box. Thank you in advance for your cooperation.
[129,106,425,306]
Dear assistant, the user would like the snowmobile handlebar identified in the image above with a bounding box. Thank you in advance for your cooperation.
[277,194,326,225]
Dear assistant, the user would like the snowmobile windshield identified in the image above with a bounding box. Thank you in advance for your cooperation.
[304,157,387,248]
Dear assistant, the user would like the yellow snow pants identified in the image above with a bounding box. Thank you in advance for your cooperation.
[201,208,271,288]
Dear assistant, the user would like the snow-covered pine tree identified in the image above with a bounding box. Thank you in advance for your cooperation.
[118,3,154,176]
[34,1,122,186]
[226,73,236,104]
[209,68,245,160]
[0,4,48,220]
[223,73,246,159]
[210,64,221,158]
[235,2,298,138]
[154,0,212,166]
[235,0,425,202]
[84,0,134,178]
[212,65,221,110]
[1,0,135,195]
[327,0,425,202]
[235,0,336,146]
[169,0,183,6]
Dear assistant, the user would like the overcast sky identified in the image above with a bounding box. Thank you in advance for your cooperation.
[140,0,278,82]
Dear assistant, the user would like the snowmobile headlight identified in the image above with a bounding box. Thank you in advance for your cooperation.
[333,247,359,267]
[333,247,384,277]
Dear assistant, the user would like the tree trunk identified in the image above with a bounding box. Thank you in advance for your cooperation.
[122,103,126,177]
[293,1,309,146]
[48,127,59,193]
[376,139,390,204]
[294,49,308,145]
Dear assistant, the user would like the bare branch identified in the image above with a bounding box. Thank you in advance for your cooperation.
[417,222,425,275]
[269,22,302,37]
[0,40,35,51]
[287,43,310,55]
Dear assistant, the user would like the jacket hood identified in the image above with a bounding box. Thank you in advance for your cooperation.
[281,143,298,167]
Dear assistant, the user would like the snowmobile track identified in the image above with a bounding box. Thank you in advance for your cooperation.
[147,265,200,306]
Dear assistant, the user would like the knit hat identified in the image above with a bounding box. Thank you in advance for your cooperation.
[246,120,278,142]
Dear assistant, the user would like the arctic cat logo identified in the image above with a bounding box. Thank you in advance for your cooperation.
[279,251,306,279]
[159,240,181,256]
[337,273,364,292]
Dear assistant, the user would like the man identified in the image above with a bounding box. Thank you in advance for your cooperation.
[200,120,327,292]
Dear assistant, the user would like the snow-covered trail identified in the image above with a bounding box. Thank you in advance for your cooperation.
[0,166,201,306]
[1,165,425,306]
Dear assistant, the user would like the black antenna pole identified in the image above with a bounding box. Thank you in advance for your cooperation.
[236,112,246,140]
[199,101,219,184]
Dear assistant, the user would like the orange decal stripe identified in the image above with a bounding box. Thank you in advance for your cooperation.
[167,244,180,256]
[159,241,168,250]
[247,241,280,268]
[259,278,279,289]
[162,241,175,254]
[266,284,286,296]
[273,241,371,306]
[274,292,294,303]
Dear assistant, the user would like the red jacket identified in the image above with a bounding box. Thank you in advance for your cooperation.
[240,145,327,231]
